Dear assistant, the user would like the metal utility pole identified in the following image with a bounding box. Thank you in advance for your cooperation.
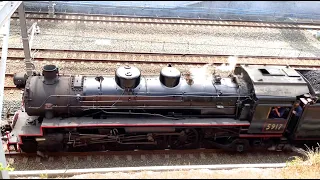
[0,1,22,28]
[18,2,35,77]
[0,1,23,178]
[0,2,38,177]
[48,1,55,17]
[0,19,10,180]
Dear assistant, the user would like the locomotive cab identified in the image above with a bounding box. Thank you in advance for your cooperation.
[239,65,311,135]
[240,65,320,145]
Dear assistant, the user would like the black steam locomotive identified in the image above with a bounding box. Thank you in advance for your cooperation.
[4,63,320,153]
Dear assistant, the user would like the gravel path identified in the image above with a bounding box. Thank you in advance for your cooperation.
[6,151,298,171]
[5,19,320,57]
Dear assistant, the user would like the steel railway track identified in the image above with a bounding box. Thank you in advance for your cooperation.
[10,12,320,30]
[3,48,320,89]
[4,47,320,64]
[4,147,299,172]
[5,148,224,157]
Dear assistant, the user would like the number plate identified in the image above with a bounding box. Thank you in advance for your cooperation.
[263,120,287,132]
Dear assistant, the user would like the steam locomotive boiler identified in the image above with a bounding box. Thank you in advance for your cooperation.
[20,64,250,119]
[5,63,320,153]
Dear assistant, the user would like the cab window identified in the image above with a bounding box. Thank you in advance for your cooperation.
[268,107,291,119]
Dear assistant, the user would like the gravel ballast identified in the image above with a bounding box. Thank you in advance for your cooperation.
[6,151,297,171]
[5,19,320,57]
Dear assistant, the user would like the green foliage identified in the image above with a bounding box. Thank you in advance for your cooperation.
[40,173,48,179]
[286,156,303,167]
[0,163,14,171]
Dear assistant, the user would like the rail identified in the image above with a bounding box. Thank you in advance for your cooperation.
[2,45,320,60]
[3,49,320,90]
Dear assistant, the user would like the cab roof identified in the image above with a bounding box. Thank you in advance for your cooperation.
[240,64,310,98]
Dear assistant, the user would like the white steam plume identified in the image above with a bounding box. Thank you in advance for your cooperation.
[215,56,238,76]
[186,56,238,83]
[188,63,215,81]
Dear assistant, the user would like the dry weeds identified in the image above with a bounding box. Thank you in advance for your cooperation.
[280,145,320,179]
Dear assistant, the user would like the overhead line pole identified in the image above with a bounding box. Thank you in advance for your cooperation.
[0,1,23,179]
[18,2,35,76]
[0,16,11,180]
[0,1,22,28]
[48,1,55,17]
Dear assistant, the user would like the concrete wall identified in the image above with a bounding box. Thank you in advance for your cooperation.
[23,1,320,22]
[64,1,194,8]
[191,1,320,16]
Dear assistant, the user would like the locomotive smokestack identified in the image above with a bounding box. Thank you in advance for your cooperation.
[42,65,59,84]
